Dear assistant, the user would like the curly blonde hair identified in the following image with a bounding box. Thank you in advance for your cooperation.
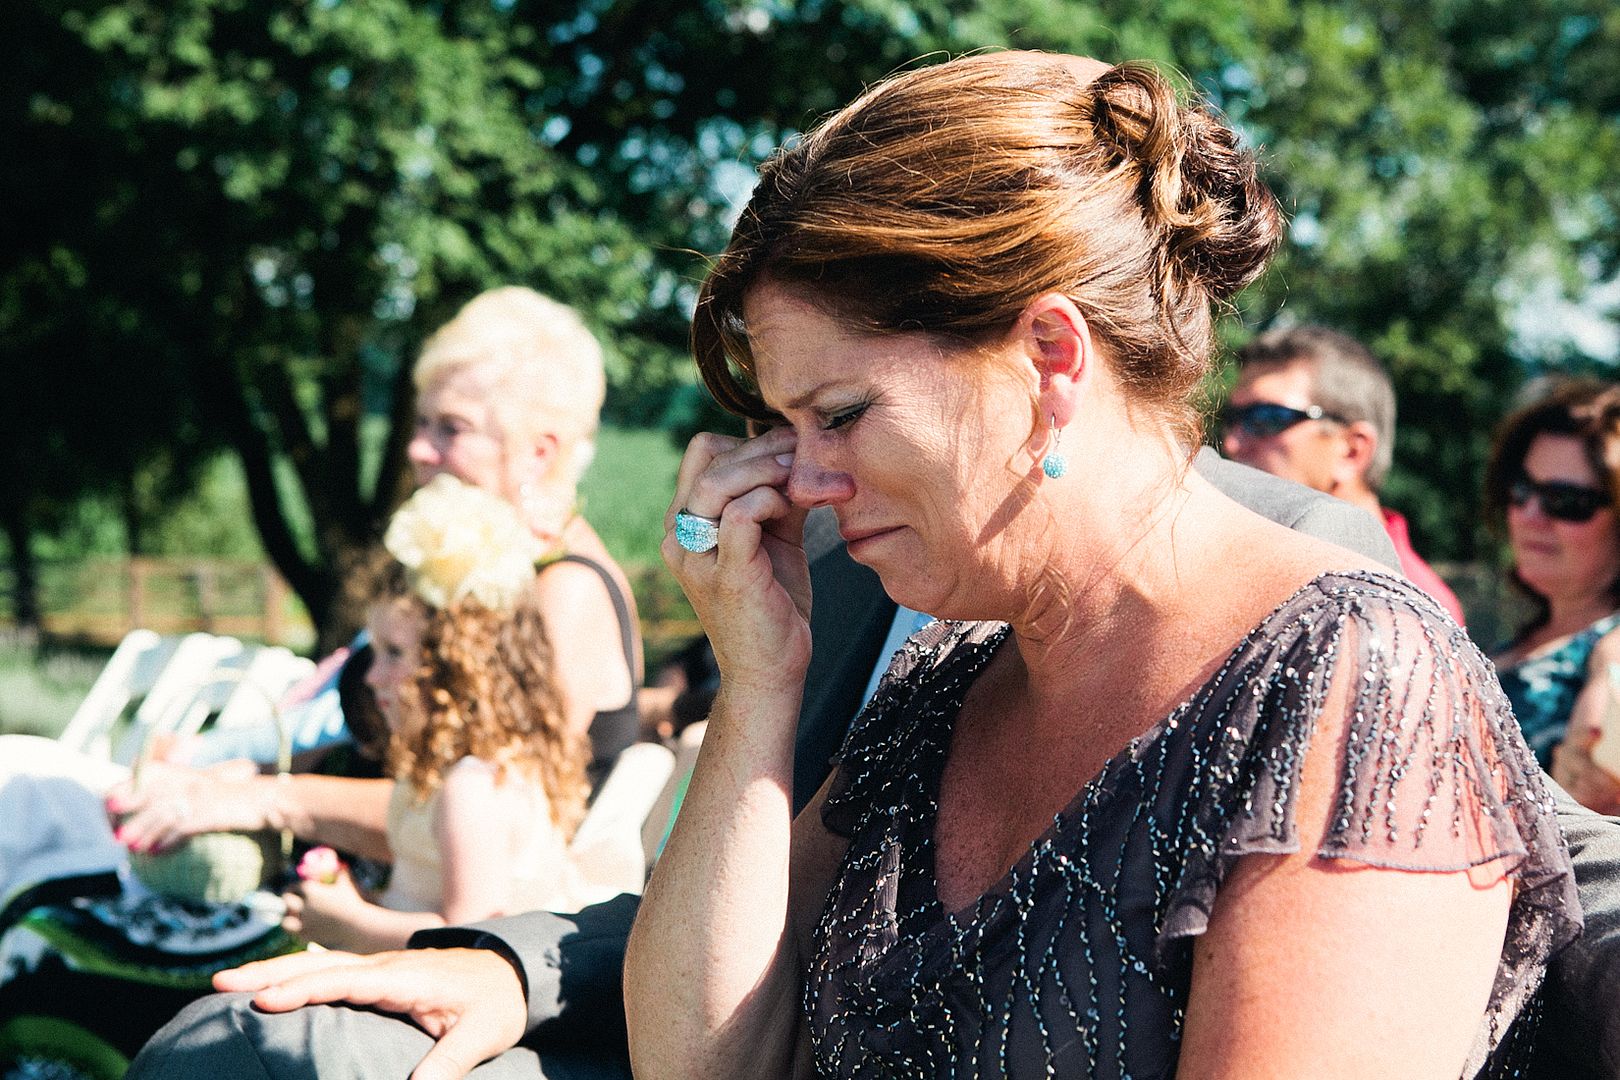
[374,561,590,836]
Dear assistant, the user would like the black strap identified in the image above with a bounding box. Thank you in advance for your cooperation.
[546,553,638,680]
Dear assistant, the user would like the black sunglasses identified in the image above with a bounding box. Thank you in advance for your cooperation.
[1508,475,1612,524]
[1220,401,1348,439]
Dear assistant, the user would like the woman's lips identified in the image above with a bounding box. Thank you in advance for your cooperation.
[840,525,902,554]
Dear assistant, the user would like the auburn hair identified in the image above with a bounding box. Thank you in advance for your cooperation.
[692,51,1283,448]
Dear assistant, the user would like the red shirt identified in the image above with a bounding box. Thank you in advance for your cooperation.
[1381,507,1466,626]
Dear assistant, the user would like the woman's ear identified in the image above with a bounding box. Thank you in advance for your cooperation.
[1017,293,1092,428]
[521,430,562,483]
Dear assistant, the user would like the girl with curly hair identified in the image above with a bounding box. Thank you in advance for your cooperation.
[280,476,596,953]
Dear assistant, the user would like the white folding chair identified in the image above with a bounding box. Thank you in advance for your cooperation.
[55,630,181,761]
[199,646,316,736]
[107,632,246,766]
[568,741,676,901]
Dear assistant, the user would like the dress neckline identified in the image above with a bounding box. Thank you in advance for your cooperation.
[922,567,1421,925]
[1499,608,1620,667]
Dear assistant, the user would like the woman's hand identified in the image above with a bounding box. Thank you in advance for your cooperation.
[1551,736,1620,814]
[105,759,271,853]
[213,947,528,1080]
[663,426,811,696]
[1551,631,1620,814]
[282,864,371,950]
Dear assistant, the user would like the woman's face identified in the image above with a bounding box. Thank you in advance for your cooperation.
[364,598,428,739]
[1508,432,1620,606]
[409,364,526,504]
[745,283,1040,618]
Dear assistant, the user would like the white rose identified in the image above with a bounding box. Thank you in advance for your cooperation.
[384,475,545,610]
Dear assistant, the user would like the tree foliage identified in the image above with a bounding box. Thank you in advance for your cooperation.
[4,0,1616,644]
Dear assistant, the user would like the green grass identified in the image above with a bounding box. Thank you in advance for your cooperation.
[578,425,701,670]
[580,424,684,573]
[0,633,107,738]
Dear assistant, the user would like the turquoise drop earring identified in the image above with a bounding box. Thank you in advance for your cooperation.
[1041,415,1068,479]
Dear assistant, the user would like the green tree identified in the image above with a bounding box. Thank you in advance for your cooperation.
[7,0,1616,646]
[4,0,660,648]
[513,0,1620,561]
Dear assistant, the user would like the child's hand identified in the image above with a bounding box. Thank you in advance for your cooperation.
[282,864,368,950]
[296,845,344,885]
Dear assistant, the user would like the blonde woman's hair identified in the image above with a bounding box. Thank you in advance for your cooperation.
[414,287,607,487]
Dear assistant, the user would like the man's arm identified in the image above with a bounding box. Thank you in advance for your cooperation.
[408,893,641,1048]
[1536,786,1620,1078]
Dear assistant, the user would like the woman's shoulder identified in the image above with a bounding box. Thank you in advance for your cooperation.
[1585,617,1620,670]
[1499,609,1620,670]
[535,536,638,625]
[535,550,623,600]
[437,756,550,826]
[1234,567,1465,657]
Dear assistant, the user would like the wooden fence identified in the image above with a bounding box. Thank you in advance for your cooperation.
[1,556,704,667]
[2,556,313,649]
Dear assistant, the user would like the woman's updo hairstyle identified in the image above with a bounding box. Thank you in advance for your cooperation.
[693,50,1283,446]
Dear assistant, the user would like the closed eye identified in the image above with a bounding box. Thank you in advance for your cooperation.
[822,403,868,431]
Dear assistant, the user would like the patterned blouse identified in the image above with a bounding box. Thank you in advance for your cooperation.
[1496,611,1620,768]
[807,571,1580,1079]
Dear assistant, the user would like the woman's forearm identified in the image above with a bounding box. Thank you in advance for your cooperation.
[268,775,395,861]
[624,683,810,1080]
[309,901,444,954]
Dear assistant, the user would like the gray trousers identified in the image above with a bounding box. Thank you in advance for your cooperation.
[124,992,631,1080]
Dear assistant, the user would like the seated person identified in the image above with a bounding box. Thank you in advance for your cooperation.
[280,478,600,952]
[1483,379,1620,811]
[0,285,641,906]
[129,54,1619,1080]
[111,477,646,945]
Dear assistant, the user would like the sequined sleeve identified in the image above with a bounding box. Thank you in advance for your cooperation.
[822,620,1002,839]
[1159,576,1581,1063]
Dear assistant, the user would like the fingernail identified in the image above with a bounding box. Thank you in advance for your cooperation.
[776,453,795,466]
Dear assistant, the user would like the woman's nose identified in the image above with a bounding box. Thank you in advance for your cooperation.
[786,457,855,509]
[407,431,438,466]
[1512,496,1551,526]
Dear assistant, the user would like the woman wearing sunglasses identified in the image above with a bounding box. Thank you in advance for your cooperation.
[1487,378,1620,810]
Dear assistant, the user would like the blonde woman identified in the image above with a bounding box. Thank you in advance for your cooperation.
[108,286,642,855]
[407,288,641,780]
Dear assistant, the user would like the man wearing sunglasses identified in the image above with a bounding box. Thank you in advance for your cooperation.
[1221,325,1466,625]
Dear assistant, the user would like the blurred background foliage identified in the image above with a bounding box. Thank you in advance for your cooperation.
[1,0,1616,650]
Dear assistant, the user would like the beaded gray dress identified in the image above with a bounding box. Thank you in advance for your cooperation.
[807,571,1581,1079]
